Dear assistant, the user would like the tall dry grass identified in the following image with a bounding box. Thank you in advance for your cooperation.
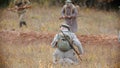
[0,42,120,68]
[0,6,120,68]
[0,6,119,35]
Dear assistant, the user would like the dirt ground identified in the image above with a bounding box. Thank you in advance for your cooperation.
[0,30,119,46]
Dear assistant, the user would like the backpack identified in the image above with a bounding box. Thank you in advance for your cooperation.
[57,32,72,51]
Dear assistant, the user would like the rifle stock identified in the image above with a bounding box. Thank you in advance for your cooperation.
[59,16,77,20]
[61,31,82,61]
[18,6,31,10]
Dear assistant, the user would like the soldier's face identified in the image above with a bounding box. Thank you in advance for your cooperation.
[66,2,72,7]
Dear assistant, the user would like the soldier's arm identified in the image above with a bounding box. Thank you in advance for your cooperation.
[61,5,66,16]
[51,34,59,48]
[14,0,19,10]
[7,5,18,12]
[25,0,31,5]
[72,33,84,54]
[71,7,78,18]
[23,0,31,8]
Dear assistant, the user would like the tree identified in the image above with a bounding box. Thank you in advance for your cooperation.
[0,0,10,8]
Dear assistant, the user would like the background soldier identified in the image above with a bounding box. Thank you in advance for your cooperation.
[60,0,78,33]
[14,0,31,28]
[51,23,84,65]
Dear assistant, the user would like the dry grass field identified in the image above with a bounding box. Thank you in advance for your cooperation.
[0,34,119,68]
[0,6,120,68]
[0,6,119,34]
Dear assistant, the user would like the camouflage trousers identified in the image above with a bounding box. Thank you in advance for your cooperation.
[18,10,27,27]
[65,19,78,33]
[53,48,79,65]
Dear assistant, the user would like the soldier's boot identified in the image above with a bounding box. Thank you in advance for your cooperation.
[53,58,57,64]
[19,21,27,28]
[20,21,23,28]
[22,21,27,27]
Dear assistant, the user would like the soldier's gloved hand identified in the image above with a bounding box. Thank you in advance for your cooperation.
[59,16,65,20]
[66,16,72,19]
[62,16,66,18]
[24,5,28,8]
[15,6,19,10]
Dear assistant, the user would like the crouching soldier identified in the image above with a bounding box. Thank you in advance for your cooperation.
[51,23,84,65]
[14,0,31,28]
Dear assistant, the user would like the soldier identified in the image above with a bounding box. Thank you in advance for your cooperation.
[51,23,84,65]
[14,0,31,28]
[60,0,78,33]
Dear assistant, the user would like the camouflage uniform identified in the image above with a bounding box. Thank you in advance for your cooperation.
[51,24,84,65]
[14,0,30,27]
[61,0,78,33]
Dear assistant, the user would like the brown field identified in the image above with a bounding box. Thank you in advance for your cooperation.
[0,6,120,68]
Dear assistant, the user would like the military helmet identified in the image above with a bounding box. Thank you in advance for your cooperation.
[65,0,72,3]
[60,23,71,31]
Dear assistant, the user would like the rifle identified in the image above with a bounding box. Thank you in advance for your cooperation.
[61,30,82,61]
[7,5,31,11]
[59,15,87,20]
[59,16,76,20]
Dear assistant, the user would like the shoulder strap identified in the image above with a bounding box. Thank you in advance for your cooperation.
[61,31,73,44]
[61,31,82,61]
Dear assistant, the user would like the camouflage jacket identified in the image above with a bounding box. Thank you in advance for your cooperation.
[14,0,30,8]
[51,30,84,54]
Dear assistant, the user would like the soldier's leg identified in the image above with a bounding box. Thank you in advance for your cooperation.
[53,53,58,64]
[20,21,23,28]
[53,49,63,64]
[22,21,27,27]
[64,58,74,65]
[22,12,27,27]
[19,21,27,28]
[18,13,22,28]
[71,21,77,33]
[19,13,27,27]
[64,49,79,64]
[59,58,65,66]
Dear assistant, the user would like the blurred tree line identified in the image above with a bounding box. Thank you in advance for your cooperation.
[0,0,10,8]
[0,0,120,10]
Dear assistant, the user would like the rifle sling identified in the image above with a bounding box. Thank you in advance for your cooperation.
[61,30,82,61]
[60,31,73,48]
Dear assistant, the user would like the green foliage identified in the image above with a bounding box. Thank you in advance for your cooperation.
[30,0,84,6]
[30,0,65,6]
[0,0,10,8]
